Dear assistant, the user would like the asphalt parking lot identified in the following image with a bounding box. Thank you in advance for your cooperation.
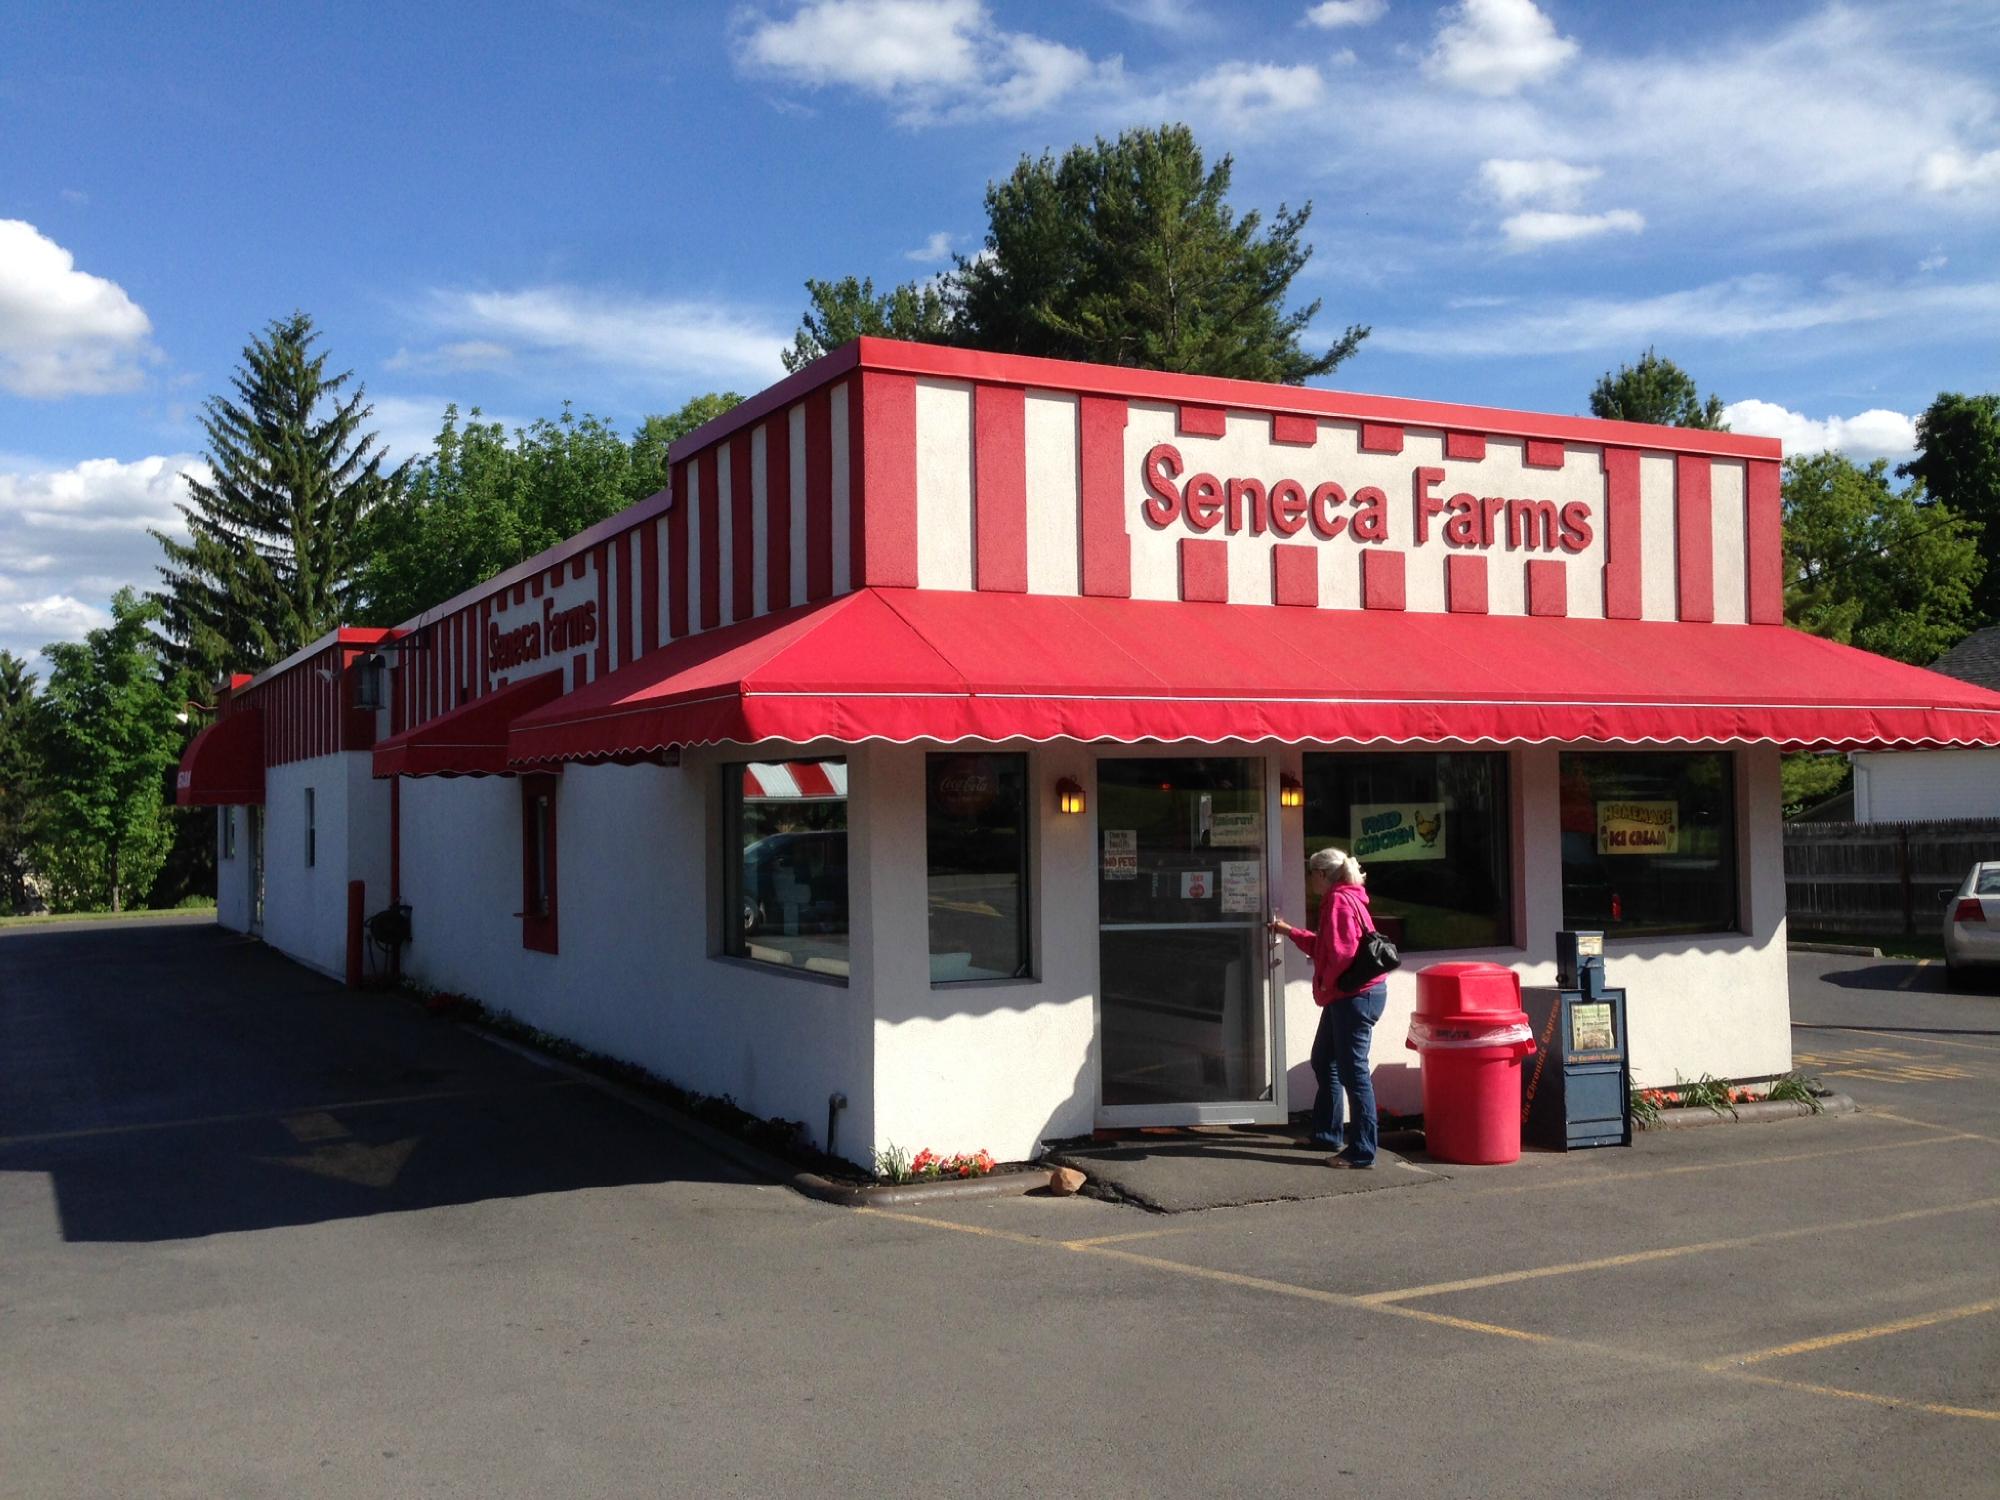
[2,922,1995,1498]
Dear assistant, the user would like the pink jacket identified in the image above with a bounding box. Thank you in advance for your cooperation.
[1287,883,1374,1006]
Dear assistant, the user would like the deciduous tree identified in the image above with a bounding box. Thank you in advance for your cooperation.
[153,313,406,682]
[29,591,183,912]
[0,650,37,912]
[1900,391,2000,619]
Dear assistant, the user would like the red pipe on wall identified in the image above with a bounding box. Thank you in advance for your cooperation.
[345,879,365,989]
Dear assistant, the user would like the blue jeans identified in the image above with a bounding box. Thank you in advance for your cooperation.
[1308,981,1388,1165]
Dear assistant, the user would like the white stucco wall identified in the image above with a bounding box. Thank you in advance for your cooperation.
[258,754,391,981]
[214,805,253,933]
[1852,748,2000,823]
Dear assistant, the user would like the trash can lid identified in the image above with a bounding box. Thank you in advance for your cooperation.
[1412,960,1526,1023]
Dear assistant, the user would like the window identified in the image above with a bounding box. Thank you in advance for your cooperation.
[926,752,1029,983]
[723,759,848,978]
[1560,752,1736,937]
[221,807,236,860]
[304,788,316,868]
[1302,752,1512,951]
[520,773,559,953]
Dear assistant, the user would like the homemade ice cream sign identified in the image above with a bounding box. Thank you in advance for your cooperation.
[1597,800,1679,855]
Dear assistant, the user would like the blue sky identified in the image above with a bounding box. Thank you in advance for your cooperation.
[2,0,1997,664]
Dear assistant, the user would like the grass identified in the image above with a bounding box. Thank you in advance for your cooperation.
[1794,929,1946,961]
[0,903,215,930]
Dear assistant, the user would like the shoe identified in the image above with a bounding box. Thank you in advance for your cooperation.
[1327,1154,1374,1170]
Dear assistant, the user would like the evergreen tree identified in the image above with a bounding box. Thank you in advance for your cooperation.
[784,124,1366,384]
[153,313,406,681]
[1589,348,1727,429]
[0,650,38,912]
[29,591,183,913]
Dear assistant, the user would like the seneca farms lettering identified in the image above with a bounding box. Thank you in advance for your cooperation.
[489,597,600,672]
[1140,443,1593,555]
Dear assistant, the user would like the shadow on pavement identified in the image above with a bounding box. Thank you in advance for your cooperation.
[0,922,748,1244]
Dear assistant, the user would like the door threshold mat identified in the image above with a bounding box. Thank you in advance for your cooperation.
[1045,1126,1445,1213]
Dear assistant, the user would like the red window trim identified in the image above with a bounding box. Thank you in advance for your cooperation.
[520,772,559,954]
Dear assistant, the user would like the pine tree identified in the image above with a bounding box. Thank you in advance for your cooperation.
[0,650,38,912]
[1588,348,1727,429]
[153,313,406,681]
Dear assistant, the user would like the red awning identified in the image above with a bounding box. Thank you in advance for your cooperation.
[176,706,264,805]
[504,588,2000,765]
[373,670,565,778]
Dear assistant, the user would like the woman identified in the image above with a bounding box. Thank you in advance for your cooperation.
[1269,847,1387,1170]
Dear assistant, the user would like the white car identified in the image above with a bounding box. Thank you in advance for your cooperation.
[1943,860,2000,987]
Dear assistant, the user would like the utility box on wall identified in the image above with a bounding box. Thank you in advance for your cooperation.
[1520,930,1631,1149]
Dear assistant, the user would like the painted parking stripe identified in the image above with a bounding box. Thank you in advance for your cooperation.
[1706,1298,2000,1371]
[1476,1128,1977,1196]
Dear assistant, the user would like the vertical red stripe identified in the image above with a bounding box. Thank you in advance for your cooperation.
[1446,555,1488,614]
[698,453,721,630]
[730,429,755,620]
[1178,538,1228,602]
[1602,447,1642,620]
[1526,559,1568,617]
[477,598,490,697]
[641,517,661,654]
[595,543,612,676]
[765,414,792,612]
[974,384,1027,592]
[1362,549,1405,610]
[1746,459,1782,624]
[668,464,690,639]
[1676,454,1714,623]
[789,760,837,798]
[617,529,635,667]
[572,651,589,690]
[1079,394,1130,598]
[857,371,917,588]
[805,387,834,601]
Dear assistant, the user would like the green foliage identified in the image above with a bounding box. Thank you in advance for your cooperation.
[1899,391,2000,620]
[153,313,408,682]
[353,393,741,628]
[28,590,184,913]
[1765,1072,1824,1112]
[1628,1087,1661,1127]
[1780,752,1852,818]
[873,1142,914,1184]
[781,277,955,374]
[1673,1072,1738,1118]
[1588,348,1727,429]
[0,650,37,912]
[1783,451,1984,664]
[787,123,1365,384]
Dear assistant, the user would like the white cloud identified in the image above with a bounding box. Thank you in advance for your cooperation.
[415,285,790,387]
[1373,272,2000,358]
[1197,61,1324,130]
[0,220,158,398]
[1480,157,1601,209]
[383,339,515,374]
[1106,0,1205,33]
[904,231,955,263]
[1918,253,1948,273]
[1423,0,1577,96]
[1500,207,1643,248]
[1722,399,1918,462]
[1305,0,1386,27]
[1920,146,2000,194]
[0,453,202,663]
[737,0,1120,124]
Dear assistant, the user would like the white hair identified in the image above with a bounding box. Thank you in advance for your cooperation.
[1308,847,1366,885]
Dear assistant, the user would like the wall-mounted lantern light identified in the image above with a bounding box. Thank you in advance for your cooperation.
[1056,777,1086,815]
[1279,774,1304,810]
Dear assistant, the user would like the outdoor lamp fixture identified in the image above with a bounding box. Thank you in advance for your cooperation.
[1056,777,1085,815]
[1280,774,1304,809]
[175,698,216,726]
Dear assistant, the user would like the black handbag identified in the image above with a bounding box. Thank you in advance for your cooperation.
[1336,918,1400,992]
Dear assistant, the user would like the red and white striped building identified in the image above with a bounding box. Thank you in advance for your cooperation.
[180,339,2000,1164]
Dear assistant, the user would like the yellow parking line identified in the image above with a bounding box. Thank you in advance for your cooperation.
[855,1206,1048,1246]
[1360,1196,2000,1305]
[1802,1026,2000,1056]
[1868,1110,2000,1146]
[1477,1129,1975,1196]
[1062,1226,1202,1249]
[1896,961,1930,990]
[1730,1371,2000,1423]
[0,1080,579,1149]
[1706,1298,2000,1370]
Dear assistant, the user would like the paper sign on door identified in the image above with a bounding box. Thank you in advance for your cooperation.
[1181,870,1211,900]
[1219,860,1262,914]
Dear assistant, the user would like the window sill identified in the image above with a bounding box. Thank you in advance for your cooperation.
[711,953,850,988]
[931,974,1039,991]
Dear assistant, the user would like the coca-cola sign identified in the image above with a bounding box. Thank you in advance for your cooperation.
[932,756,1000,819]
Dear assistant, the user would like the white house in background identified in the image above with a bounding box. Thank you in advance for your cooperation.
[1852,627,2000,823]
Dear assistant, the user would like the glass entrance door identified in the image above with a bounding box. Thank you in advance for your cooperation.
[1097,757,1281,1123]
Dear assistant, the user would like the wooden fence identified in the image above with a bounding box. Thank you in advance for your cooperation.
[1784,818,2000,935]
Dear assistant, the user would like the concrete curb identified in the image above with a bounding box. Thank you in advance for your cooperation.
[1787,941,1884,958]
[1642,1092,1856,1130]
[463,1023,1050,1208]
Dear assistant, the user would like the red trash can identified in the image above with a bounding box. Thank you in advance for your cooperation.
[1405,962,1537,1165]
